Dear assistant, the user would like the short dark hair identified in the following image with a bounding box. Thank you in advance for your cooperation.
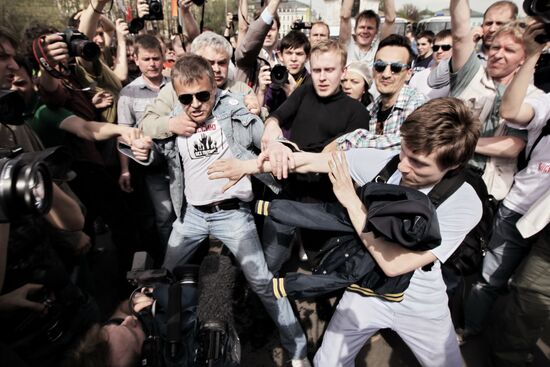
[134,34,163,56]
[376,34,414,65]
[63,325,111,367]
[400,98,480,170]
[171,54,215,88]
[355,10,380,30]
[14,55,34,79]
[279,30,311,55]
[417,30,435,44]
[434,29,452,42]
[483,1,518,20]
[0,26,18,50]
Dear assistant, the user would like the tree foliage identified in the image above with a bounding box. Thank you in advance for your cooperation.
[397,3,420,22]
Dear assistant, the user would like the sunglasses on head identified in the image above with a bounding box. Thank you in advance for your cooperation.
[178,91,211,105]
[432,44,452,52]
[373,60,410,74]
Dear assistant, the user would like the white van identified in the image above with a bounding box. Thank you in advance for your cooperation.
[416,15,484,34]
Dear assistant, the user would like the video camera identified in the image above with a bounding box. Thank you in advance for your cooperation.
[127,250,240,367]
[56,28,100,62]
[0,146,53,223]
[523,0,550,43]
[0,90,25,125]
[291,20,312,31]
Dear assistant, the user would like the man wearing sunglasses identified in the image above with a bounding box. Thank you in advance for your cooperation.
[123,54,311,367]
[409,29,453,100]
[139,31,259,139]
[336,35,426,151]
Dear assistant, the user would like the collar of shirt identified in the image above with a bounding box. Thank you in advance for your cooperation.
[137,75,170,91]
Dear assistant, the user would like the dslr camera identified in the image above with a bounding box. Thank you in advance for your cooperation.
[523,0,550,43]
[143,0,164,21]
[56,28,100,61]
[129,0,164,34]
[270,65,289,90]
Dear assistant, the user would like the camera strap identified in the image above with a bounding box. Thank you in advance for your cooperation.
[32,37,71,80]
[31,37,93,93]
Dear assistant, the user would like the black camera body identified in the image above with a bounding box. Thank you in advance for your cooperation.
[57,28,100,61]
[143,0,164,20]
[0,147,53,223]
[291,20,312,31]
[0,89,25,125]
[523,0,550,43]
[270,64,289,90]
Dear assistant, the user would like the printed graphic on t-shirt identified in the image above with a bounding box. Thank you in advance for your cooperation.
[186,120,225,160]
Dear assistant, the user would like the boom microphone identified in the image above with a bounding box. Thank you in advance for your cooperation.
[197,253,236,365]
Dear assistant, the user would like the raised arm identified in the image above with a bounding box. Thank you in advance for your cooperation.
[450,0,476,73]
[500,21,546,125]
[112,19,129,82]
[339,0,354,47]
[379,0,396,40]
[235,0,281,68]
[78,0,111,72]
[237,0,249,47]
[180,0,200,43]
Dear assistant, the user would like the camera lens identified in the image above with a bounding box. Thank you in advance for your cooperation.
[150,1,162,13]
[0,158,53,222]
[77,40,101,61]
[270,65,288,89]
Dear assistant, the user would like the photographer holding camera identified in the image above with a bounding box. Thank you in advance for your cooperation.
[256,30,311,114]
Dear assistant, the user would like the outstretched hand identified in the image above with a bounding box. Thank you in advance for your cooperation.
[328,151,357,209]
[208,159,246,192]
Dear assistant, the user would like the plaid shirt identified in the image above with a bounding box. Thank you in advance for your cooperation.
[337,85,427,151]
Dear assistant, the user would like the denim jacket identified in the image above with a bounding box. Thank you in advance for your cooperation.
[121,89,280,218]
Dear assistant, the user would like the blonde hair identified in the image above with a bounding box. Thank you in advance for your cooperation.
[493,20,527,45]
[310,39,347,69]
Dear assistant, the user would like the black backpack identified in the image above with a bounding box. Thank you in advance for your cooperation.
[374,155,497,276]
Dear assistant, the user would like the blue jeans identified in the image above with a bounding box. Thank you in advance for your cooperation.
[164,204,307,359]
[144,171,175,248]
[464,204,535,334]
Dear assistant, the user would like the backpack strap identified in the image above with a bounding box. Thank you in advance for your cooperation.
[525,119,550,164]
[372,154,400,183]
[427,169,467,208]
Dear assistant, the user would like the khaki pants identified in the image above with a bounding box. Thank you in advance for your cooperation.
[490,224,550,366]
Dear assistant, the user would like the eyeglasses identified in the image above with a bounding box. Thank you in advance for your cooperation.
[178,91,211,105]
[432,44,452,52]
[373,60,410,74]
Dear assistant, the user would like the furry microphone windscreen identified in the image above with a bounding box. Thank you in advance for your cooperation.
[197,254,236,324]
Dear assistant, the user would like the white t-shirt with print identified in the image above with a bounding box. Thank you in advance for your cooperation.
[346,148,481,317]
[177,116,253,206]
[504,93,550,215]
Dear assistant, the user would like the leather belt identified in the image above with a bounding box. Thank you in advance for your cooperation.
[194,198,241,213]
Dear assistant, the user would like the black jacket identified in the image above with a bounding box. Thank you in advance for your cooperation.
[258,182,441,302]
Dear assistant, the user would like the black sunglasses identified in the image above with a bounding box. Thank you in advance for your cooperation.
[102,318,124,326]
[373,60,410,74]
[178,91,211,105]
[432,44,452,52]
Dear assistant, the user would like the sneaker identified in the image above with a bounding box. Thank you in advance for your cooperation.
[291,358,312,367]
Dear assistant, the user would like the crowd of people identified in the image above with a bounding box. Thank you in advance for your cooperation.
[0,0,548,366]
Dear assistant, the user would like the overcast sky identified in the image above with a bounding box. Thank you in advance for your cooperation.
[394,0,525,15]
